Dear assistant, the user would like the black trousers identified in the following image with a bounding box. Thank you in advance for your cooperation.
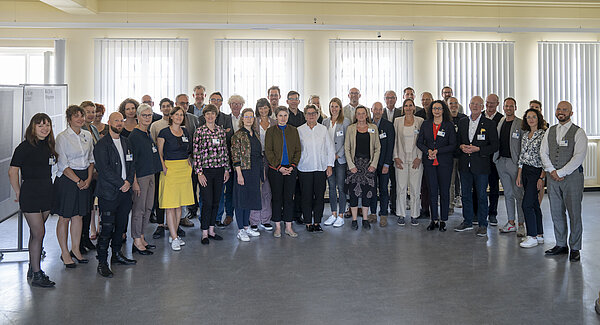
[81,178,96,242]
[97,191,133,263]
[425,164,452,221]
[293,178,303,221]
[152,172,165,224]
[299,171,327,224]
[189,170,200,214]
[268,167,297,222]
[200,168,225,230]
[522,165,544,237]
[420,172,430,214]
[488,161,500,217]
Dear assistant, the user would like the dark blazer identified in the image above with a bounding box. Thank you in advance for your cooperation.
[417,120,457,167]
[375,118,395,168]
[415,107,428,120]
[382,107,403,122]
[93,134,135,201]
[456,115,499,174]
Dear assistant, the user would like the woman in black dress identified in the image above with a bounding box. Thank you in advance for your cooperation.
[8,113,57,287]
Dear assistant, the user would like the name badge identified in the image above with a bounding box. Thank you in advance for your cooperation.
[368,128,375,134]
[559,140,568,147]
[512,131,520,139]
[212,138,220,145]
[336,130,344,137]
[181,136,189,143]
[379,132,387,139]
[152,145,157,153]
[437,131,445,137]
[454,125,458,132]
[49,157,56,165]
[477,134,486,141]
[126,154,133,161]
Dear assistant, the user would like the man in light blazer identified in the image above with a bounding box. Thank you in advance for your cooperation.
[493,97,525,236]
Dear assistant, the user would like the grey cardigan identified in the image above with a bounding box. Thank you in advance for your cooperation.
[493,116,523,165]
[322,117,351,164]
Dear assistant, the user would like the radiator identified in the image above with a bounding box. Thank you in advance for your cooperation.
[583,142,597,180]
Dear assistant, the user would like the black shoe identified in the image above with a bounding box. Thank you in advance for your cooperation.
[545,246,569,256]
[152,226,165,239]
[362,220,371,230]
[79,245,89,254]
[344,212,352,219]
[418,210,430,219]
[295,218,304,225]
[97,262,113,278]
[111,251,137,265]
[216,221,226,229]
[60,256,76,269]
[185,210,197,220]
[121,236,127,244]
[201,237,209,245]
[82,238,96,251]
[439,221,447,232]
[177,226,186,237]
[208,233,223,241]
[314,224,323,232]
[488,215,498,226]
[306,224,314,232]
[149,211,158,224]
[69,251,89,264]
[569,250,580,262]
[351,220,358,230]
[27,264,33,279]
[31,271,55,287]
[145,244,156,250]
[132,244,154,255]
[427,221,439,231]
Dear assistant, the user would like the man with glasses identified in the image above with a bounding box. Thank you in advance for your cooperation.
[440,86,463,114]
[479,93,503,227]
[343,88,361,121]
[228,95,245,132]
[268,86,281,115]
[286,91,305,128]
[455,96,499,237]
[188,85,206,118]
[382,90,403,122]
[141,94,162,122]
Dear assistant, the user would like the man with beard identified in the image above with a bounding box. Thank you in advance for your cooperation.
[540,101,588,262]
[94,112,137,278]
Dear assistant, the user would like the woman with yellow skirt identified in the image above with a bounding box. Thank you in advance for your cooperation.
[157,106,194,251]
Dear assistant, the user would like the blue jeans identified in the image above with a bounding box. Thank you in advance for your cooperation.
[460,170,489,227]
[370,165,390,216]
[327,161,347,214]
[217,177,234,222]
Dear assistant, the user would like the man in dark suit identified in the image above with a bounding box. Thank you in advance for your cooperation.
[416,91,433,219]
[381,90,402,216]
[368,102,395,227]
[455,96,499,237]
[94,112,137,278]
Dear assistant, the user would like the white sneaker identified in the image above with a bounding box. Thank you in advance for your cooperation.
[171,238,181,251]
[237,230,250,242]
[499,222,516,233]
[520,236,539,248]
[246,228,260,237]
[177,237,186,246]
[324,215,337,226]
[332,217,345,227]
[536,236,544,244]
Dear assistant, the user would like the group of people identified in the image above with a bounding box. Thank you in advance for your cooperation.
[9,84,588,287]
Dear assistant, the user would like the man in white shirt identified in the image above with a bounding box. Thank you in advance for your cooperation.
[382,90,402,122]
[296,105,335,231]
[343,87,361,122]
[229,95,245,132]
[540,101,588,262]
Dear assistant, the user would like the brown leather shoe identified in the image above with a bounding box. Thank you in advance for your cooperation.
[379,215,388,227]
[224,215,233,226]
[367,214,377,223]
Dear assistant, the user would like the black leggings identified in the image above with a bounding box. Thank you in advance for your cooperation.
[522,164,544,237]
[200,168,225,230]
[24,211,50,272]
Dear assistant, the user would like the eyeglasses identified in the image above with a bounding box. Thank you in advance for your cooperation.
[140,113,153,118]
[526,116,538,120]
[210,98,223,103]
[306,112,318,116]
[384,97,396,100]
[432,107,444,111]
[349,92,360,95]
[178,102,189,106]
[287,97,299,101]
[243,116,255,119]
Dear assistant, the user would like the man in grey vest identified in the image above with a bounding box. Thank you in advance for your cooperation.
[494,97,525,236]
[540,101,588,262]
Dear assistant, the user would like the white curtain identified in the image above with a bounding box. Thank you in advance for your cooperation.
[538,42,600,136]
[437,41,514,107]
[329,40,413,108]
[215,39,304,114]
[94,38,188,114]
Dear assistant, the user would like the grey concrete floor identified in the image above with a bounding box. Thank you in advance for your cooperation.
[1,193,600,325]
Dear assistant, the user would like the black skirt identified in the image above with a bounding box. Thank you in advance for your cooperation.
[19,178,53,213]
[51,169,91,218]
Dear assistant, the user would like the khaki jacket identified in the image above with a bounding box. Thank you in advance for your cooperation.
[344,123,381,170]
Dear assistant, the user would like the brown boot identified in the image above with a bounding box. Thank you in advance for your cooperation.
[367,214,377,223]
[224,215,233,226]
[379,215,388,227]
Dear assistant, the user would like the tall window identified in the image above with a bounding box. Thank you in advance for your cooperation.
[0,47,53,85]
[329,40,413,108]
[538,42,600,136]
[94,39,188,114]
[437,41,514,107]
[215,39,304,113]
